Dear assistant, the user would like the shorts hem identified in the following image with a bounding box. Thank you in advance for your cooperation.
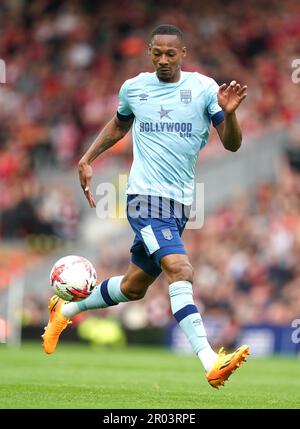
[154,247,187,266]
[131,255,161,278]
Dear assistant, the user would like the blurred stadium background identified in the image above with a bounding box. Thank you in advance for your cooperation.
[0,0,300,359]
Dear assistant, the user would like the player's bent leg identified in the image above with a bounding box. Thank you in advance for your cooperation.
[160,253,250,388]
[120,263,157,300]
[42,263,156,354]
[62,262,155,316]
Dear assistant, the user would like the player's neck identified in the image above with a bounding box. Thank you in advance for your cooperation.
[157,70,181,83]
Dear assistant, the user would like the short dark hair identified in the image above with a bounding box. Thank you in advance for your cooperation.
[150,24,183,44]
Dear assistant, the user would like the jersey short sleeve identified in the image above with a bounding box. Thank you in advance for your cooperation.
[206,79,224,127]
[117,80,135,121]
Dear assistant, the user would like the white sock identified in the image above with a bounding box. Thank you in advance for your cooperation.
[197,344,218,373]
[62,302,78,318]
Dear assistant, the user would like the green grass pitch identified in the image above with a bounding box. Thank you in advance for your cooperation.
[0,342,299,409]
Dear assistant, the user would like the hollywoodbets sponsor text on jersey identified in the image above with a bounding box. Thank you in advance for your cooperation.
[139,121,192,137]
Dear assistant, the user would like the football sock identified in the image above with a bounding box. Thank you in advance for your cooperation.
[169,280,217,372]
[197,347,218,373]
[62,276,129,318]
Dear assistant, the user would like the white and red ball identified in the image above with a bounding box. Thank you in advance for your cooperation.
[50,255,97,301]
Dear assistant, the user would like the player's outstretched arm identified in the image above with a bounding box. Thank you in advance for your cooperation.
[78,116,133,208]
[216,80,247,152]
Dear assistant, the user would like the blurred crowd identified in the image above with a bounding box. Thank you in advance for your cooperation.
[1,0,300,240]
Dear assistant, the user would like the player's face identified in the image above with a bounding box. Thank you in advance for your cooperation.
[149,35,186,83]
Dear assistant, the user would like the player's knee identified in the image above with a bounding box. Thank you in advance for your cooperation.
[163,259,194,284]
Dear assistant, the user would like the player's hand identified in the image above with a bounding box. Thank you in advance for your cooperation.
[78,161,96,208]
[217,81,247,114]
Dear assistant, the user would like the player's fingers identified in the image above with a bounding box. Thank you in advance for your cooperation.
[91,197,97,208]
[85,190,96,208]
[83,185,91,202]
[89,198,96,209]
[88,191,96,209]
[237,93,247,104]
[219,83,227,92]
[224,81,236,93]
[237,85,247,96]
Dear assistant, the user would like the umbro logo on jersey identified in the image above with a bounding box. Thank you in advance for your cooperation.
[138,93,149,101]
[180,89,192,104]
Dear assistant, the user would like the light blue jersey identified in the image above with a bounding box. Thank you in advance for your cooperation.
[117,71,224,205]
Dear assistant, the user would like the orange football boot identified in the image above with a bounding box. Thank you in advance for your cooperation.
[206,344,250,388]
[41,295,72,354]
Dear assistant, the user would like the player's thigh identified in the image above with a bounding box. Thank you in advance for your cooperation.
[121,262,157,298]
[160,253,193,284]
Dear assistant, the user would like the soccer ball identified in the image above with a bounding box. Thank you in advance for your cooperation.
[50,255,97,302]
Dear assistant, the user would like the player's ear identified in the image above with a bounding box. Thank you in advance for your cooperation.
[148,44,152,55]
[182,46,187,57]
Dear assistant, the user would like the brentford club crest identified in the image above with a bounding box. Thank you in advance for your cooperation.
[180,89,192,104]
[162,228,173,240]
